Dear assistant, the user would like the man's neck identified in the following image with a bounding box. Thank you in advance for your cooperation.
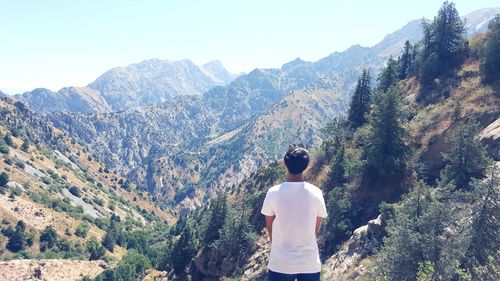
[287,173,304,182]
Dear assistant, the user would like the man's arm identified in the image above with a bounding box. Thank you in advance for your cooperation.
[316,216,322,234]
[265,215,275,241]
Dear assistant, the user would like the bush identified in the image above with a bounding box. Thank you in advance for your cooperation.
[75,223,90,238]
[0,144,9,154]
[0,172,9,187]
[6,221,26,252]
[15,160,25,169]
[86,237,106,260]
[40,226,58,251]
[69,186,82,197]
[3,157,13,165]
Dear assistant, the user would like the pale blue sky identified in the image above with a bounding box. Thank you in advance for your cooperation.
[0,0,498,93]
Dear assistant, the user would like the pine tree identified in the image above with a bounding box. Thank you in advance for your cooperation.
[440,122,489,189]
[378,56,399,93]
[321,186,354,257]
[347,69,372,129]
[417,1,465,90]
[377,184,468,280]
[40,225,58,251]
[398,41,413,80]
[7,220,27,252]
[203,193,228,245]
[465,167,500,271]
[363,87,410,181]
[0,172,8,187]
[432,1,465,66]
[21,140,29,153]
[3,133,14,147]
[482,15,500,84]
[86,237,106,260]
[324,137,346,192]
[171,223,197,273]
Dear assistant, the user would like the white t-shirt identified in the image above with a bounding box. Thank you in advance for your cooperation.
[261,181,328,274]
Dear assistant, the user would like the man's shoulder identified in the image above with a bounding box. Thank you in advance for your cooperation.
[304,182,324,197]
[267,184,282,193]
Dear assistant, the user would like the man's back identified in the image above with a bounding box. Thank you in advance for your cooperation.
[261,181,327,274]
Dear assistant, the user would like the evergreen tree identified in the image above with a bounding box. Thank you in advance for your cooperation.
[21,140,29,153]
[6,220,26,252]
[321,186,355,257]
[171,223,197,274]
[398,41,413,80]
[482,14,500,84]
[417,1,465,90]
[363,87,410,181]
[39,225,58,251]
[440,122,489,189]
[464,167,499,271]
[378,56,399,92]
[0,172,8,187]
[324,137,346,192]
[432,1,465,66]
[102,214,126,252]
[377,184,469,280]
[3,133,14,147]
[347,69,372,129]
[86,237,106,260]
[203,193,228,245]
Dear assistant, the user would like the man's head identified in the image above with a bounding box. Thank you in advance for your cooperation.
[284,146,309,175]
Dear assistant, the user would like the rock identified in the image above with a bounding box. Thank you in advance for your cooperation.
[480,118,500,160]
[33,267,42,279]
[322,214,387,280]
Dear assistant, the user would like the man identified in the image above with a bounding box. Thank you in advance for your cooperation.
[261,146,328,281]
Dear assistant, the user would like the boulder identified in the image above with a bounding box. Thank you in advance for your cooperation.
[480,118,500,160]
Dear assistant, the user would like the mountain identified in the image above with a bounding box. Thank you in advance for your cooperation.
[16,87,112,114]
[89,59,234,111]
[201,60,238,85]
[43,8,500,210]
[464,7,500,35]
[14,59,238,113]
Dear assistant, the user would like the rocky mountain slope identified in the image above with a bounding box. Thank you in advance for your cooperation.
[0,97,172,279]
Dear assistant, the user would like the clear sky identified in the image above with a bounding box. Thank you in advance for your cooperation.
[0,0,498,93]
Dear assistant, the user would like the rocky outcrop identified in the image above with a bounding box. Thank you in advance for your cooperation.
[322,213,387,280]
[480,118,500,160]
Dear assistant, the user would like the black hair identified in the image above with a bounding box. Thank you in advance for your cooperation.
[284,146,309,175]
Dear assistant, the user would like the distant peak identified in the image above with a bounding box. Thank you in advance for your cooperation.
[202,60,224,67]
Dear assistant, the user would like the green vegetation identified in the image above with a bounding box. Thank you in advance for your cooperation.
[416,1,466,102]
[347,69,372,129]
[0,171,8,187]
[75,223,90,238]
[440,122,489,189]
[362,87,410,183]
[6,221,27,253]
[481,14,500,84]
[86,237,106,260]
[39,226,58,252]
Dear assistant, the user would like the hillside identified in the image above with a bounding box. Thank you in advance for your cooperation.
[0,97,173,279]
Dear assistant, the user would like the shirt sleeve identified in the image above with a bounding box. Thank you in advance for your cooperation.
[261,190,275,216]
[317,192,328,218]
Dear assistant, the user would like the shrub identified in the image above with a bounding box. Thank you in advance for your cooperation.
[75,223,89,238]
[69,186,82,197]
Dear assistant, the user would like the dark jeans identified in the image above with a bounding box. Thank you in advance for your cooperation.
[269,270,320,281]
